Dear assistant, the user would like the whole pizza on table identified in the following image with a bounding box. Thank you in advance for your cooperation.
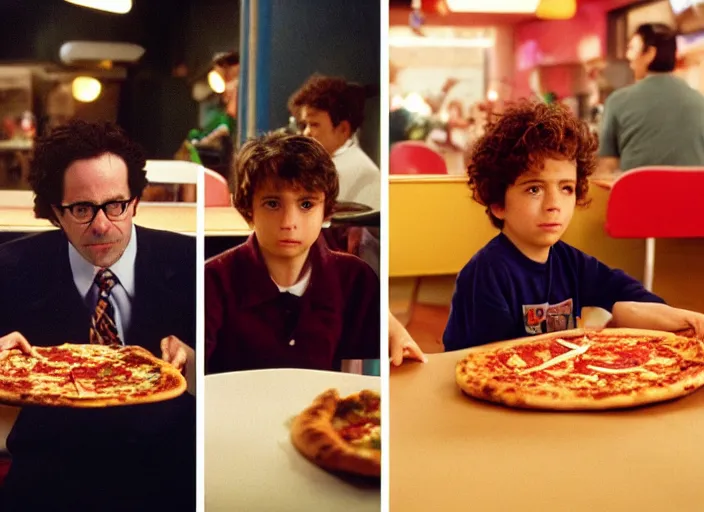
[0,343,186,407]
[291,389,381,477]
[455,328,704,410]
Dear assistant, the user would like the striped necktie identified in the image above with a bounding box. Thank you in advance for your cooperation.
[89,268,122,346]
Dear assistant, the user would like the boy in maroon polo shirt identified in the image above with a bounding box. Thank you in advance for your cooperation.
[205,133,380,373]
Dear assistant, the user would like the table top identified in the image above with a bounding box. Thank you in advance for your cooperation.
[204,206,252,237]
[205,369,380,512]
[390,349,704,512]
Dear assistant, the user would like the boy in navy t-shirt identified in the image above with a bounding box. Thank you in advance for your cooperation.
[444,101,704,351]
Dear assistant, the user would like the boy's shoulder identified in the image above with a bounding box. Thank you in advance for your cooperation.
[324,247,378,286]
[457,234,514,278]
[204,237,378,291]
[458,235,590,282]
[205,241,250,274]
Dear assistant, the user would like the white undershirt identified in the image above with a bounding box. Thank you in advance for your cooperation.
[272,266,311,297]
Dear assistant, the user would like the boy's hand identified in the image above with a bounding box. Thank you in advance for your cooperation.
[389,313,428,366]
[682,311,704,340]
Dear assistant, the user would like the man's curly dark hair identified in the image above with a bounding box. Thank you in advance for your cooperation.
[29,120,148,226]
[467,100,598,229]
[288,74,366,132]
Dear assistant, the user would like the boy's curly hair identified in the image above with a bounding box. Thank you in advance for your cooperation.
[467,100,598,229]
[288,74,366,132]
[231,132,339,223]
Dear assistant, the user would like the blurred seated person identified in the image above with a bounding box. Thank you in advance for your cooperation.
[188,50,239,178]
[599,23,704,174]
[288,74,380,211]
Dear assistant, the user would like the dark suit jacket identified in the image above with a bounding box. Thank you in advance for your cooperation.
[0,226,196,512]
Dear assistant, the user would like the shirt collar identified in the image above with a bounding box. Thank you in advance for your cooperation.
[332,135,357,158]
[238,233,332,308]
[68,224,138,298]
[274,265,311,297]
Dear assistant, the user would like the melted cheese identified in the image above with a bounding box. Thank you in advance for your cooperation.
[505,353,527,368]
[587,364,644,374]
[522,343,591,374]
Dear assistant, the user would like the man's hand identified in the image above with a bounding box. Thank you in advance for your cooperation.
[160,335,193,373]
[0,331,39,360]
[389,313,427,366]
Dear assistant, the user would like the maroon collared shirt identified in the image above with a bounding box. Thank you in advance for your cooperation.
[205,234,380,373]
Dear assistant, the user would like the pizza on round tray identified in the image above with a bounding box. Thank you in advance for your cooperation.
[0,343,186,407]
[291,389,381,477]
[455,328,704,410]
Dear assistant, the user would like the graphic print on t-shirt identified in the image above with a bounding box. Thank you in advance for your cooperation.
[522,299,574,335]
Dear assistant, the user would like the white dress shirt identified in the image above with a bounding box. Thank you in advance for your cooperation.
[332,136,381,210]
[68,224,138,343]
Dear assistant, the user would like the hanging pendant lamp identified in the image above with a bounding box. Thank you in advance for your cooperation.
[535,0,576,20]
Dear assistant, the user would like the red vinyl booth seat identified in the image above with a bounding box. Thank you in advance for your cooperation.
[389,141,447,175]
[605,167,704,291]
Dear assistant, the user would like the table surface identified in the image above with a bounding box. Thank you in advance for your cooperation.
[205,369,380,512]
[390,348,704,512]
[204,206,252,237]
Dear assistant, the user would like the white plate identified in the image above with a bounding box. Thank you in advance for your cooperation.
[205,368,381,512]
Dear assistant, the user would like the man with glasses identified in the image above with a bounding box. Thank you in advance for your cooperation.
[0,120,195,511]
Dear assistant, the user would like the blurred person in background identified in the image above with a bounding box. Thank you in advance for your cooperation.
[598,23,704,174]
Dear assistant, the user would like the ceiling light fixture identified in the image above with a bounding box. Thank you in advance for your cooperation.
[64,0,132,15]
[445,0,540,14]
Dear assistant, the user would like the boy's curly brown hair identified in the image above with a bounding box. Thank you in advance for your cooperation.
[231,132,339,223]
[288,74,366,132]
[467,100,598,229]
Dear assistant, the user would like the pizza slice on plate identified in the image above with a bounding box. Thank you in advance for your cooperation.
[291,389,381,477]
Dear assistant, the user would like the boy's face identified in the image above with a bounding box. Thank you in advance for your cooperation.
[491,158,577,262]
[299,106,350,155]
[251,181,326,263]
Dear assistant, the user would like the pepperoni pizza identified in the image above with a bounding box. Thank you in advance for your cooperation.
[291,389,381,477]
[0,343,186,407]
[455,328,704,410]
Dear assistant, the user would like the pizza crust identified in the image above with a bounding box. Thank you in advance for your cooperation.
[0,344,187,408]
[290,389,381,477]
[456,328,704,410]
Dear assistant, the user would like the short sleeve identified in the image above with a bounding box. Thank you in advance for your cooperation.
[580,253,665,311]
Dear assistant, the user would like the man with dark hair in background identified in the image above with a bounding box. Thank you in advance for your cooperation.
[598,23,704,173]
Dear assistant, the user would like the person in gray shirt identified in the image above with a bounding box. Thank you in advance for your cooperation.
[599,23,704,173]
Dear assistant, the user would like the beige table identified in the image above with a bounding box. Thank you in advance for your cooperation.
[204,206,252,236]
[391,351,704,512]
[205,369,380,511]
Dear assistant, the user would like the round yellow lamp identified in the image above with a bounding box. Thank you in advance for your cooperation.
[207,70,226,94]
[536,0,576,20]
[72,76,102,102]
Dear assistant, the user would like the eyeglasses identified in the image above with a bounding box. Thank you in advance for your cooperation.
[56,197,136,224]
